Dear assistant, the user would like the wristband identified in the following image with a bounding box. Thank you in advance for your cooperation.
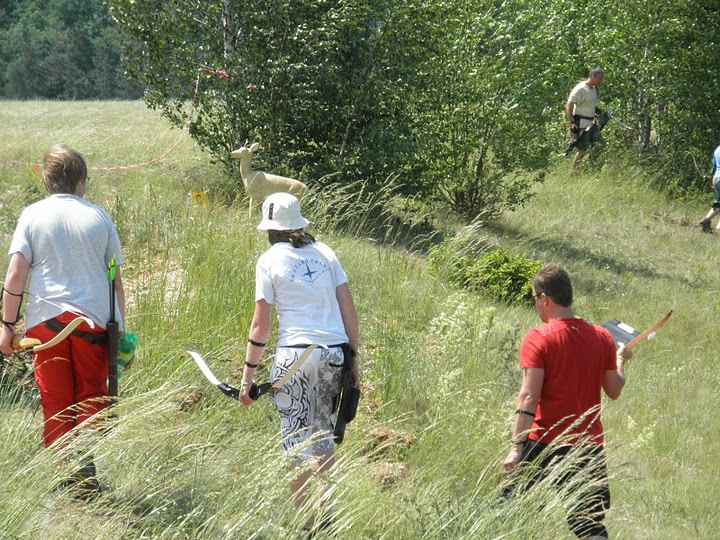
[244,361,259,369]
[515,409,535,417]
[247,338,266,348]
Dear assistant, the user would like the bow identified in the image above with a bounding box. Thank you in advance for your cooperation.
[685,151,713,189]
[186,345,324,401]
[625,311,672,350]
[10,315,95,352]
[185,350,240,399]
[559,110,614,157]
[11,335,41,351]
[36,316,93,351]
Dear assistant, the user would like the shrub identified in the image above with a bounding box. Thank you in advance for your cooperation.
[465,246,542,304]
[428,236,541,304]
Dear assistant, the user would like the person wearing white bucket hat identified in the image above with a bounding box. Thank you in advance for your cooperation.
[240,192,359,533]
[256,192,310,231]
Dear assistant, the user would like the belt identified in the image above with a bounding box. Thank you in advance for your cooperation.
[281,342,347,349]
[44,318,107,346]
[575,114,594,120]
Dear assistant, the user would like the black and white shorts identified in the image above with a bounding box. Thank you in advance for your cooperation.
[269,346,344,459]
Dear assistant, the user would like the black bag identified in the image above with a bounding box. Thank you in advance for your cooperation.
[338,385,360,423]
[333,344,360,444]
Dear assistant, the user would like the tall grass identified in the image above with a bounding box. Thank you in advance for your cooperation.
[1,101,717,538]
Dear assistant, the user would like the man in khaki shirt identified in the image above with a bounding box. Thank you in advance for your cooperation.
[565,68,604,168]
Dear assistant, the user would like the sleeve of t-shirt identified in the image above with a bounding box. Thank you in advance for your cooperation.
[8,209,33,263]
[568,85,586,105]
[330,255,348,287]
[599,328,617,370]
[254,256,274,304]
[316,242,348,287]
[519,328,545,369]
[103,213,123,267]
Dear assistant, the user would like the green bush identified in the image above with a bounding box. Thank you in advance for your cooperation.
[466,246,542,303]
[428,236,541,304]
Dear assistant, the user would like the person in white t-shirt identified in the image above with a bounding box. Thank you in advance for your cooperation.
[0,144,124,498]
[565,68,605,168]
[698,144,720,233]
[240,192,359,533]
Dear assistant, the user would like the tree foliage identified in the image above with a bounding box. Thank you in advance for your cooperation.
[591,0,720,181]
[0,0,141,99]
[411,0,574,218]
[4,0,718,218]
[108,0,439,188]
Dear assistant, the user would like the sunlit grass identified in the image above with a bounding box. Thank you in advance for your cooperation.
[1,101,717,538]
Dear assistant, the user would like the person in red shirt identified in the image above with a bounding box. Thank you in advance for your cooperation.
[502,264,631,540]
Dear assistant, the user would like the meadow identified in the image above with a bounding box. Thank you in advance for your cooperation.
[0,101,717,539]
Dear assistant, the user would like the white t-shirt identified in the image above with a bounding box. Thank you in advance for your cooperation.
[255,241,349,346]
[568,81,598,128]
[9,194,123,330]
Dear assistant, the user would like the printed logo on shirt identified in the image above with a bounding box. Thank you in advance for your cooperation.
[289,257,330,283]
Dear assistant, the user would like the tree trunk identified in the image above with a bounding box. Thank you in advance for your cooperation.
[222,0,236,66]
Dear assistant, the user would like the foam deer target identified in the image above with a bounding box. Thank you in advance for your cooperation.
[231,142,309,218]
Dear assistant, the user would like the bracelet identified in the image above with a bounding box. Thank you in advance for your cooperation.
[511,438,527,446]
[244,361,259,369]
[247,338,266,348]
[515,409,535,417]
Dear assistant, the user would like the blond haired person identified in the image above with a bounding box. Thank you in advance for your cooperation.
[1,144,124,497]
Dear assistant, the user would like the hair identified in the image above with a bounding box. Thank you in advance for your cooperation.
[268,229,316,248]
[532,263,573,307]
[589,68,604,79]
[42,144,87,194]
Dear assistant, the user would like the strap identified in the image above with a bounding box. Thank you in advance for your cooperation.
[2,288,23,297]
[269,343,327,392]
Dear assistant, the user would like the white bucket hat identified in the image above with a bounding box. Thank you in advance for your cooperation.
[257,192,310,231]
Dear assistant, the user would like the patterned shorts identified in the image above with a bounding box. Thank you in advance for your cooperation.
[269,346,344,459]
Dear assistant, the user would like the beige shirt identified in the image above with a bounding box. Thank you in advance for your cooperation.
[568,82,598,128]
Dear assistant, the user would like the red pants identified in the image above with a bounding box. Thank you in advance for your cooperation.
[27,312,109,448]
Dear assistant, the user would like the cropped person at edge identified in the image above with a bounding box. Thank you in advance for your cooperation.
[0,144,125,497]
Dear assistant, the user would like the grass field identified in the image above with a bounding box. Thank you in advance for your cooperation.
[0,101,717,539]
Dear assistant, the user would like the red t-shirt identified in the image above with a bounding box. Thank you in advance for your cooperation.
[520,318,617,445]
